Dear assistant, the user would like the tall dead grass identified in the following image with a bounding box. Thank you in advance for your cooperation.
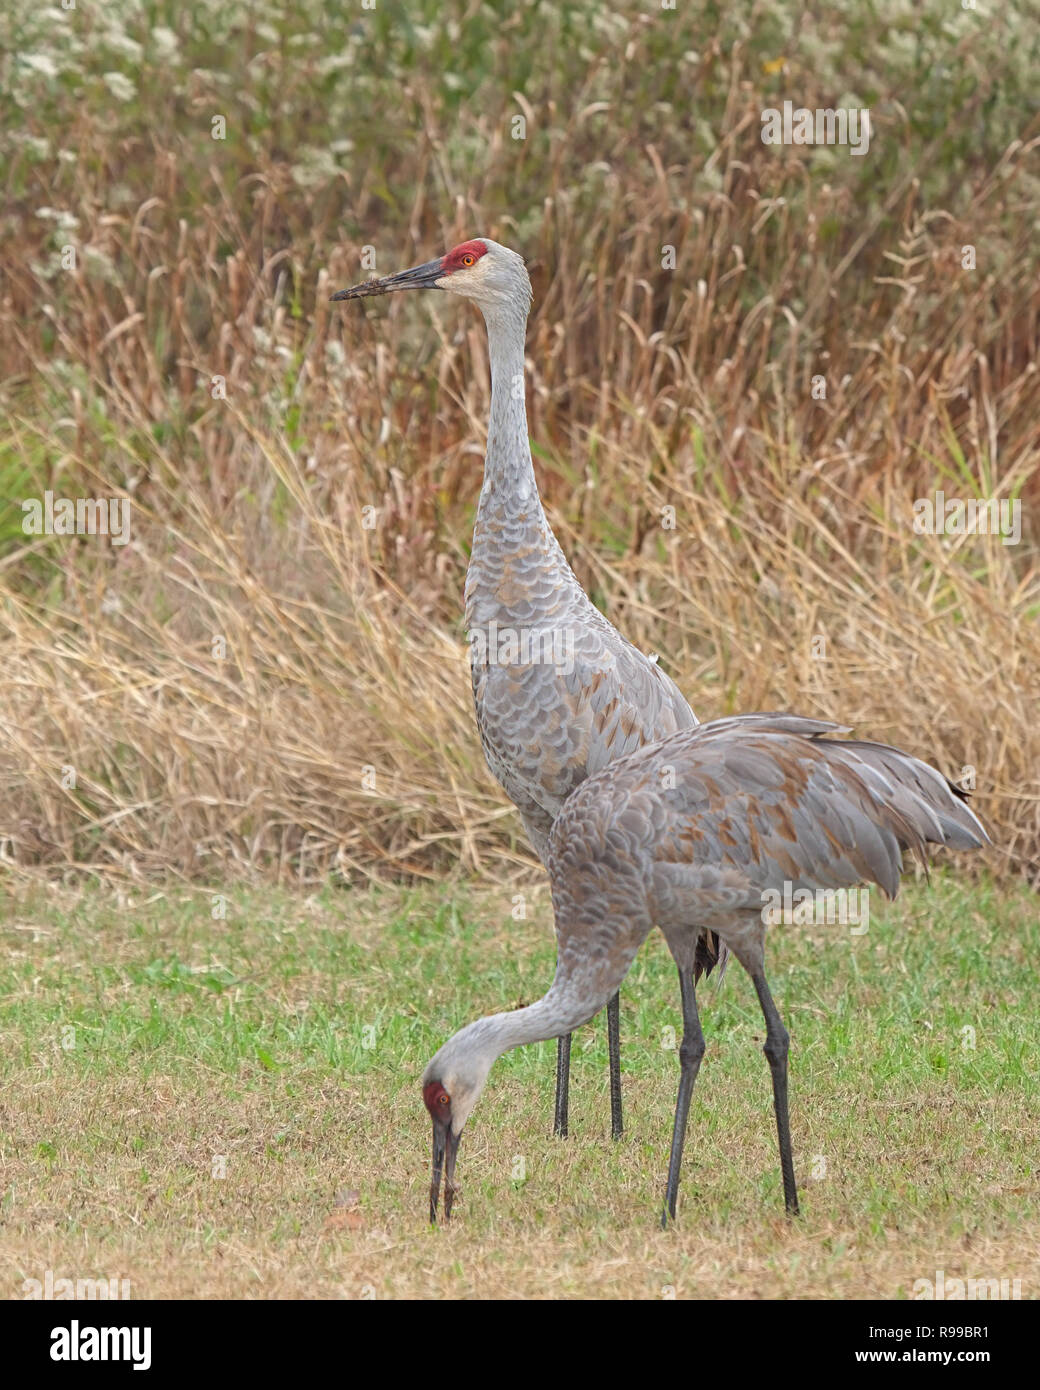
[1,4,1037,886]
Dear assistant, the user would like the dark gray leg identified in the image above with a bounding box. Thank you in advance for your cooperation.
[661,966,705,1226]
[607,991,623,1140]
[555,997,623,1140]
[553,1032,571,1138]
[750,969,800,1216]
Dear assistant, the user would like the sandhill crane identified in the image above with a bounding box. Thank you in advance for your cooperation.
[333,238,713,1142]
[423,713,987,1225]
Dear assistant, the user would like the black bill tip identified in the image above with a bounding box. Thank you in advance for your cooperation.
[429,1119,461,1225]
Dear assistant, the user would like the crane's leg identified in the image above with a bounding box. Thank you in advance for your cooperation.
[556,1000,622,1139]
[519,810,581,1142]
[749,968,800,1216]
[661,965,705,1227]
[554,998,622,1140]
[607,991,623,1140]
[553,1032,571,1138]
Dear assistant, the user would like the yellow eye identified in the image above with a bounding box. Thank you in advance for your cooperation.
[439,1093,449,1105]
[462,254,474,266]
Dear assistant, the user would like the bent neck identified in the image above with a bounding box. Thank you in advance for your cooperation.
[454,973,599,1071]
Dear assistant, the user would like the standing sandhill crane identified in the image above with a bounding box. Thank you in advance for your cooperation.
[333,238,713,1142]
[423,713,987,1225]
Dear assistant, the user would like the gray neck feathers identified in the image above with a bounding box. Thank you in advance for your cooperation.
[478,304,541,515]
[452,978,597,1072]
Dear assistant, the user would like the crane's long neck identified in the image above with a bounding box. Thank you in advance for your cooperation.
[466,303,579,631]
[429,906,652,1130]
[435,929,644,1092]
[474,304,548,532]
[446,971,604,1074]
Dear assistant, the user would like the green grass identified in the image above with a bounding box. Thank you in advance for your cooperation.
[1,874,1035,1298]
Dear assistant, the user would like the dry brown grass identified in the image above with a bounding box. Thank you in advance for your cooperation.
[6,1140,1036,1301]
[1,5,1038,888]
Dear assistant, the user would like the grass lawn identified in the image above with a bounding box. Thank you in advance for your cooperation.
[1,873,1035,1300]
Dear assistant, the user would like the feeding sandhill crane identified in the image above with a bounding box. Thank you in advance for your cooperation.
[333,237,713,1142]
[423,713,987,1225]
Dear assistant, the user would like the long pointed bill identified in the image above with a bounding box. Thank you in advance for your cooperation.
[429,1119,462,1224]
[331,258,445,302]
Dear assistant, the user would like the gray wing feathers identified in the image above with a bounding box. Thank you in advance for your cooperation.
[702,712,851,739]
[575,642,698,780]
[639,715,987,922]
[687,715,988,855]
[830,740,989,851]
